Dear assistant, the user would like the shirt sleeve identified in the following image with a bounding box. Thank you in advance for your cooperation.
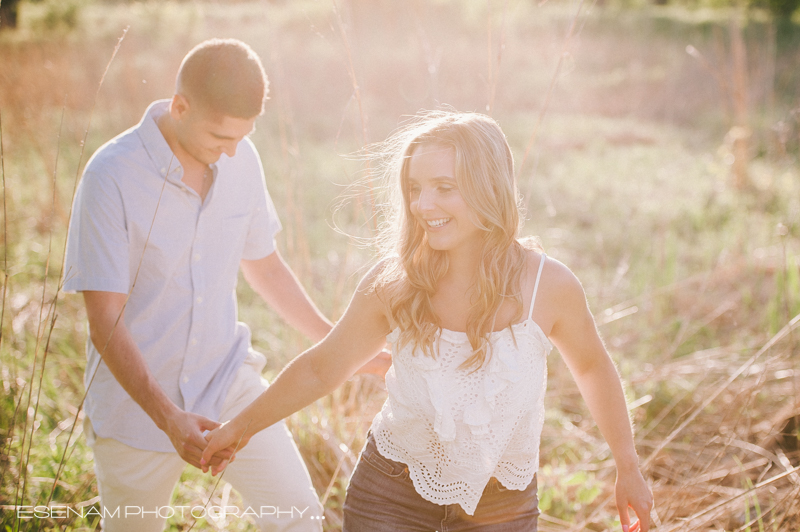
[62,166,131,294]
[240,140,282,261]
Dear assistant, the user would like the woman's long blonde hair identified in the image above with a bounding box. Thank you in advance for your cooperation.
[370,110,539,370]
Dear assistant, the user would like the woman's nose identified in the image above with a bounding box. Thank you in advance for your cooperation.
[416,188,434,212]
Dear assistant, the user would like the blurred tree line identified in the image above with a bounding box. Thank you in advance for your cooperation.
[0,0,79,30]
[2,0,798,31]
[755,0,800,20]
[0,0,20,29]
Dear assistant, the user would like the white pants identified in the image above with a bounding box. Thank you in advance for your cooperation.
[87,352,324,532]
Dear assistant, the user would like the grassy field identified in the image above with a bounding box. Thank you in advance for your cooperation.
[1,0,800,530]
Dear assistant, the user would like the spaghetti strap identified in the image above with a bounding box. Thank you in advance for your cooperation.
[528,253,547,321]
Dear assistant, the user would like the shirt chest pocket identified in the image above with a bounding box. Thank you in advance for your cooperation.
[128,206,250,293]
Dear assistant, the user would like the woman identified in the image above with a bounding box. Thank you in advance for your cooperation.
[201,111,653,531]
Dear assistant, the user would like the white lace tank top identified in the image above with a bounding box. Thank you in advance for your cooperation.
[369,254,551,516]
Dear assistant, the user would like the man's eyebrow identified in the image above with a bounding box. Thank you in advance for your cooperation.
[211,132,238,140]
[211,125,256,140]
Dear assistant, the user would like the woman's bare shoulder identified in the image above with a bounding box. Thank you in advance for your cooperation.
[524,250,586,303]
[352,257,403,325]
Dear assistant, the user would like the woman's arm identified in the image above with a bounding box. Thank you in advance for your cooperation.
[241,250,391,377]
[544,259,653,532]
[200,267,391,472]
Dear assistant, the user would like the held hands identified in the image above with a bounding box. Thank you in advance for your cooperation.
[615,466,653,532]
[199,420,251,476]
[190,339,393,474]
[162,409,234,469]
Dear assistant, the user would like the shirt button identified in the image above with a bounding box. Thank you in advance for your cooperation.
[196,296,203,304]
[193,254,201,261]
[190,338,198,346]
[182,376,189,384]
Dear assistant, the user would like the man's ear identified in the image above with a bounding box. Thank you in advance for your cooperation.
[169,93,191,121]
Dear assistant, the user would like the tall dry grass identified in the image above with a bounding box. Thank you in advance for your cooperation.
[1,1,799,531]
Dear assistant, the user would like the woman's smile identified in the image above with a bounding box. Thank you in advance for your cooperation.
[425,217,451,228]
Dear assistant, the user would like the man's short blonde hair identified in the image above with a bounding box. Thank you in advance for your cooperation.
[177,38,268,118]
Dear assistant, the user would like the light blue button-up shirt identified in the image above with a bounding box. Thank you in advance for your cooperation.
[64,100,281,451]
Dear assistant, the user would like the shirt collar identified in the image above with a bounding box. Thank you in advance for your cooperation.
[136,100,185,182]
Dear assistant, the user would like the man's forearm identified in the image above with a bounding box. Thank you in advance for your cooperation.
[241,252,333,343]
[83,291,227,468]
[90,314,178,429]
[84,292,179,430]
[261,266,332,343]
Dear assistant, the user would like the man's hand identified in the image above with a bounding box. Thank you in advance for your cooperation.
[162,409,232,469]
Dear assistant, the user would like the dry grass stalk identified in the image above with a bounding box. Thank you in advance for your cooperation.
[332,0,376,229]
[14,103,66,526]
[519,0,590,191]
[485,0,509,115]
[46,26,137,506]
[0,109,6,353]
[644,312,800,472]
[729,7,750,190]
[185,420,252,532]
[270,40,312,282]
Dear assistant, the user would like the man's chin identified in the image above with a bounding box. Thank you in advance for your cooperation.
[185,149,221,166]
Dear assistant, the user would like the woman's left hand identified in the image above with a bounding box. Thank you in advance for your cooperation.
[615,466,653,532]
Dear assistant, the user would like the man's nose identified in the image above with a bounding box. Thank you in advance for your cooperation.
[222,141,238,157]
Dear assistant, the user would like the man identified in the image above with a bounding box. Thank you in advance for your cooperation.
[64,38,382,531]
